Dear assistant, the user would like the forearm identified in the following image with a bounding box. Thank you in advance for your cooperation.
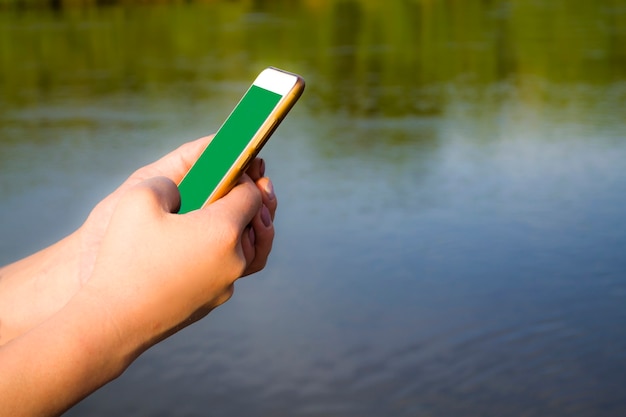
[0,149,276,415]
[0,233,82,345]
[0,291,139,417]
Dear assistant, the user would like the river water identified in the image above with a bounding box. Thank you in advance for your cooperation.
[1,1,625,416]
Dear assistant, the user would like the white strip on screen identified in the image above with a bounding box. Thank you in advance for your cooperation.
[253,68,298,96]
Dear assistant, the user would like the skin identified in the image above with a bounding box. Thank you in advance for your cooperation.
[0,136,277,416]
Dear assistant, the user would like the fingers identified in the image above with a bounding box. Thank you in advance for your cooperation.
[118,176,181,216]
[146,177,182,214]
[132,136,215,185]
[240,175,277,276]
[123,149,277,280]
[242,201,274,276]
[246,157,265,182]
[159,136,214,183]
[255,177,277,221]
[100,136,214,213]
[211,174,263,231]
[144,173,272,269]
[245,158,277,219]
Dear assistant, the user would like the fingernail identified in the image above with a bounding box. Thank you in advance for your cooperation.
[264,179,275,201]
[259,158,265,177]
[261,205,272,227]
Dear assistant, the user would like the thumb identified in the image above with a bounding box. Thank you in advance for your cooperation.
[119,176,181,216]
[207,174,262,229]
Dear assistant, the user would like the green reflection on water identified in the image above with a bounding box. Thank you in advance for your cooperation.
[0,0,624,150]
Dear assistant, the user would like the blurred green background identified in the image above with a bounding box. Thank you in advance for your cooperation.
[1,1,625,416]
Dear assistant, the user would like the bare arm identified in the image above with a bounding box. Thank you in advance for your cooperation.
[0,138,277,416]
[0,136,276,345]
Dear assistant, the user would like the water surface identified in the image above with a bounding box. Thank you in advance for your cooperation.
[1,1,625,416]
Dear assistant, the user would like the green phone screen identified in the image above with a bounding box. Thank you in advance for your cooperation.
[178,85,282,213]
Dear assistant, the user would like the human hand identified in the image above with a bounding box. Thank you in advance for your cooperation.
[79,136,277,281]
[75,170,273,351]
[0,137,278,416]
[0,136,277,344]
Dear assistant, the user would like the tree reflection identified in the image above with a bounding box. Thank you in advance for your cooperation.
[0,0,623,151]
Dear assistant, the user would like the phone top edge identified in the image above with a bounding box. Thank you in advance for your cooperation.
[177,67,304,213]
[254,67,302,96]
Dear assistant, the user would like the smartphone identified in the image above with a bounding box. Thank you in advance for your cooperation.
[177,67,305,214]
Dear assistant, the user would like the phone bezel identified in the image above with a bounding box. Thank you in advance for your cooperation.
[177,67,305,212]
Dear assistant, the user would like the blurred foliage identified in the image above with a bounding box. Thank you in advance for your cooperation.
[1,0,624,119]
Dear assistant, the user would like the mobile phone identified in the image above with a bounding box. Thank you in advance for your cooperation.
[177,67,305,214]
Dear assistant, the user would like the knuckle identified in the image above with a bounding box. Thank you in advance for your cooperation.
[121,184,157,209]
[231,253,248,277]
[212,220,248,277]
[217,219,241,249]
[215,284,235,307]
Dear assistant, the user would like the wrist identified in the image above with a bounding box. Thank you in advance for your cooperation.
[0,287,136,416]
[73,271,184,363]
[0,232,82,345]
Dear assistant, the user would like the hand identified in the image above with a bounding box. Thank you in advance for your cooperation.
[0,136,277,344]
[0,145,278,416]
[79,136,276,281]
[80,173,273,346]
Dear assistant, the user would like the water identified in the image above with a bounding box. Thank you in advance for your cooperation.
[1,1,626,416]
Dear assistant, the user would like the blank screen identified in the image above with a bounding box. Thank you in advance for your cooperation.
[178,85,282,213]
